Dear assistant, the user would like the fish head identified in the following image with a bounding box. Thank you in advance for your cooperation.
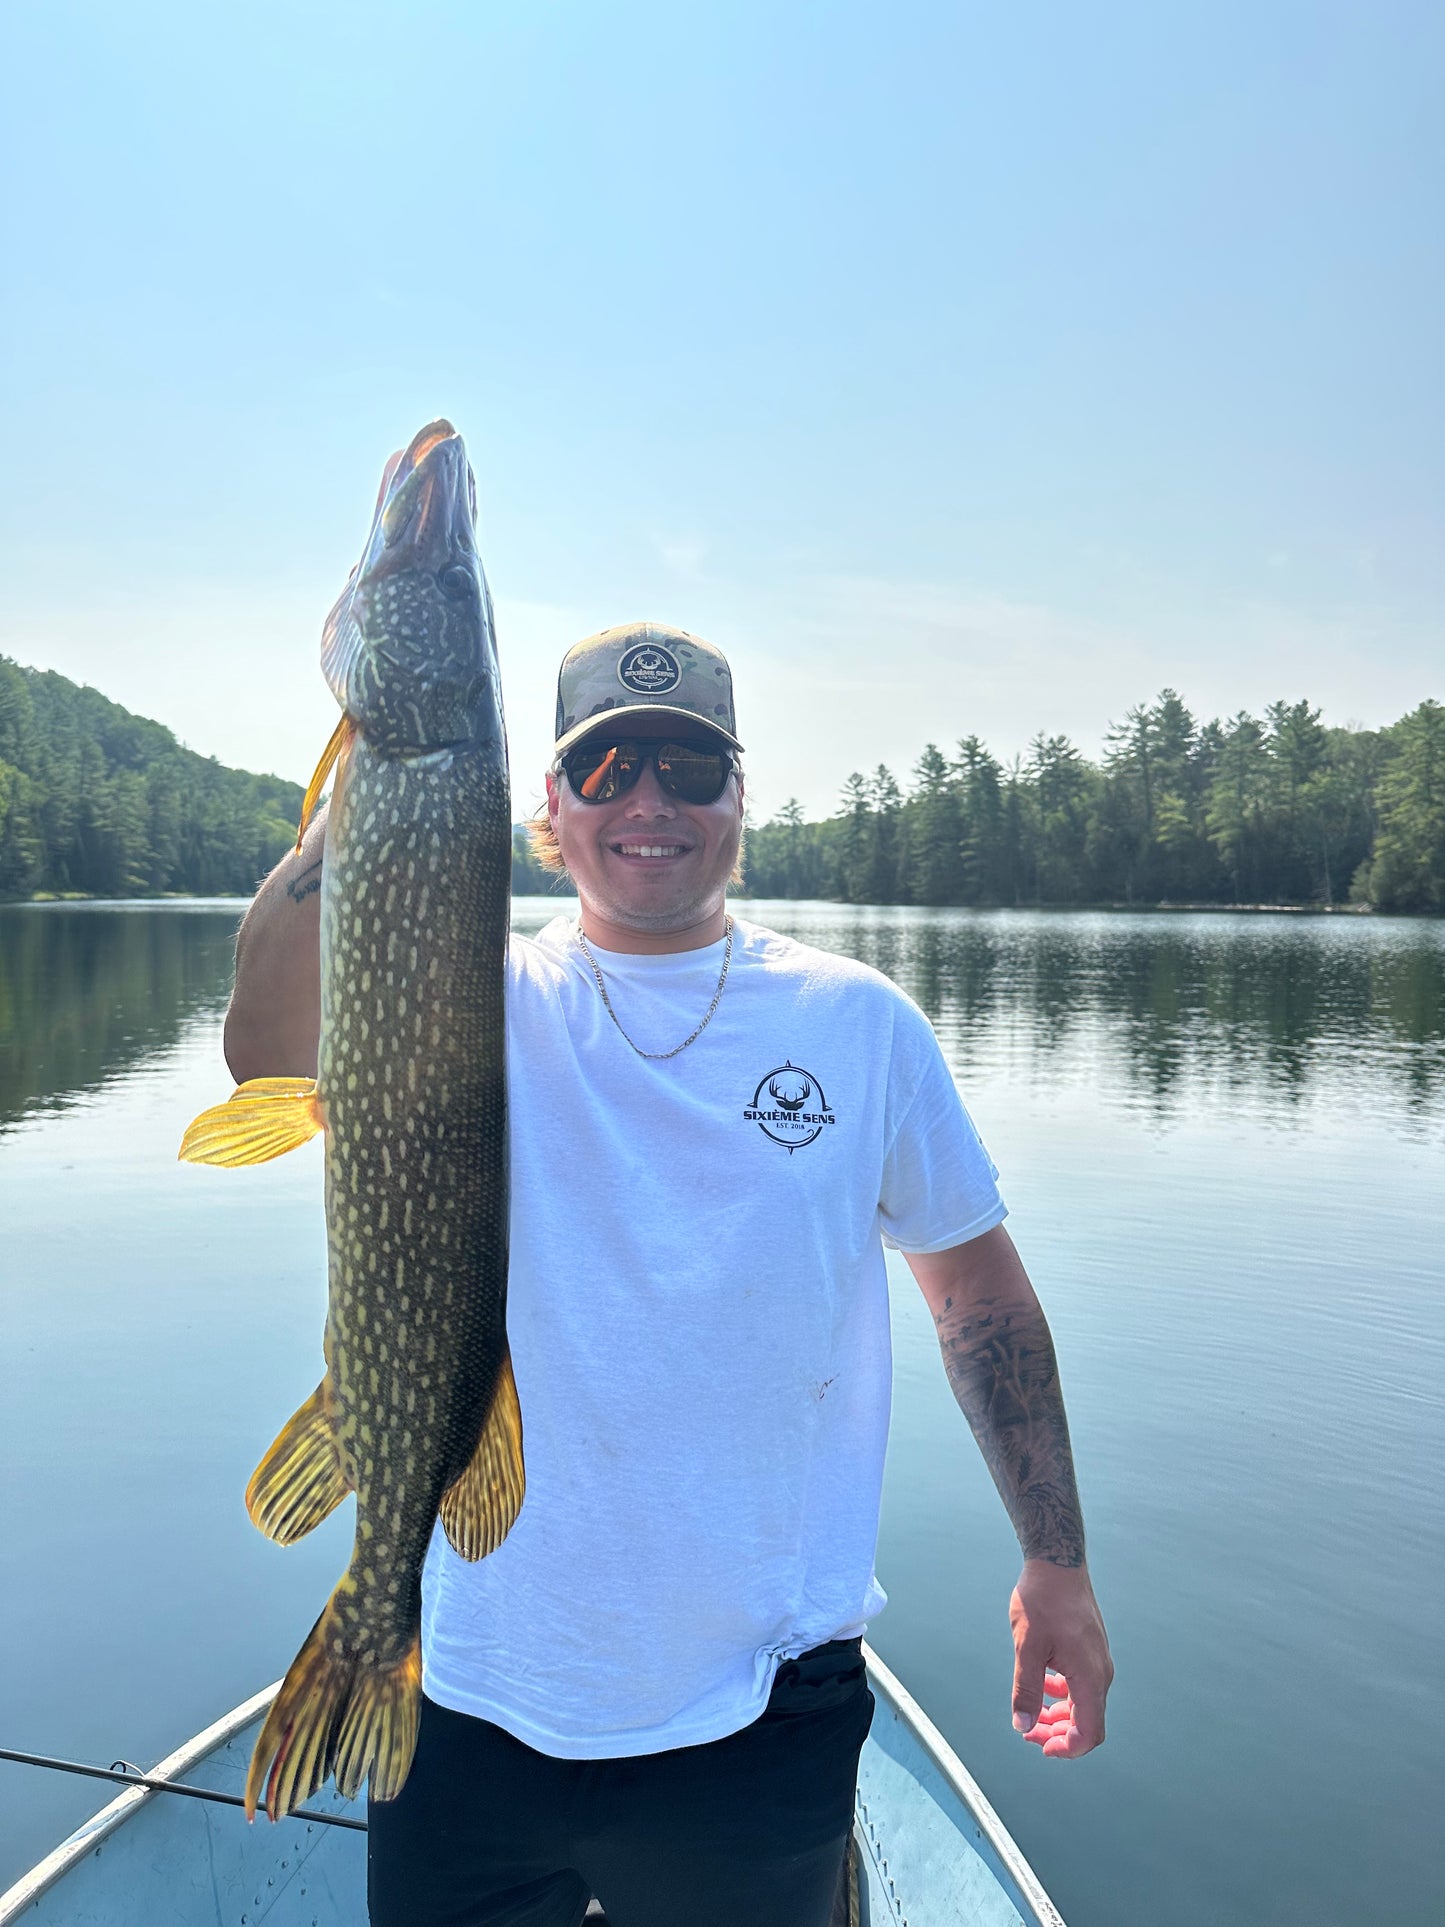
[321,420,504,760]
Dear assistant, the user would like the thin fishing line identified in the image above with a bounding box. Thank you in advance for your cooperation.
[0,1747,368,1832]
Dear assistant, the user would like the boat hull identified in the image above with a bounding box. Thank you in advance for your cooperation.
[1,1650,1065,1927]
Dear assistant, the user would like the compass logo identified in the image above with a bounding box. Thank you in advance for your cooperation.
[743,1061,836,1152]
[617,642,682,695]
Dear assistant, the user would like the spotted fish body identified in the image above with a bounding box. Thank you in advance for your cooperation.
[180,421,521,1820]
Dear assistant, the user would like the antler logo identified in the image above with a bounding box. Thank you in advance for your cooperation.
[768,1072,812,1112]
[618,641,682,695]
[744,1061,836,1152]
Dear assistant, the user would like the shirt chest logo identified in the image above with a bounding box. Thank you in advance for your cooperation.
[743,1060,837,1152]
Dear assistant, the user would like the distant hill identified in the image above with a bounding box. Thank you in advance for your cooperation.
[0,657,305,899]
[0,656,575,903]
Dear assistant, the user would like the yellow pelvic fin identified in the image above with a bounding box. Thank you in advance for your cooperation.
[439,1346,526,1562]
[246,1381,351,1545]
[178,1077,325,1167]
[295,713,357,851]
[244,1595,422,1820]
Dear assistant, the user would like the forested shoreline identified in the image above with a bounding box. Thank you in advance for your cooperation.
[740,692,1445,913]
[0,657,303,899]
[4,658,1442,912]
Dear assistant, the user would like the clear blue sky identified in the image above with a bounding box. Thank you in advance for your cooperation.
[2,0,1440,821]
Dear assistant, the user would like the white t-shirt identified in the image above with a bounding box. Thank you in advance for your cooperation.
[421,914,1006,1757]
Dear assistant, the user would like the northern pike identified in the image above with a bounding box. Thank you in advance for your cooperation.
[180,420,520,1821]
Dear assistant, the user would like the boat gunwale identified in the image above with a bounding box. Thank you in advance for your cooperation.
[3,1654,1067,1926]
[862,1643,1068,1927]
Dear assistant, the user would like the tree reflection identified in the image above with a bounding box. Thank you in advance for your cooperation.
[769,907,1445,1125]
[2,903,1441,1137]
[0,906,243,1131]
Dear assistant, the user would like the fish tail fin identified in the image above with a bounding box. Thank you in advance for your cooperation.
[178,1078,325,1166]
[439,1345,526,1561]
[246,1382,350,1544]
[245,1591,421,1820]
[332,1636,423,1804]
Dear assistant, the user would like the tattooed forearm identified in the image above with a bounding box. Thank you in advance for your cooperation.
[934,1290,1086,1567]
[286,858,322,903]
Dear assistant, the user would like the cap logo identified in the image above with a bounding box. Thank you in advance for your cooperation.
[618,642,682,695]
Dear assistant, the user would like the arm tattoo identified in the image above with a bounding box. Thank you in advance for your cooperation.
[286,858,322,904]
[934,1291,1086,1567]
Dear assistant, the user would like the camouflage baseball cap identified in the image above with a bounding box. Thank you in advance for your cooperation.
[553,621,743,757]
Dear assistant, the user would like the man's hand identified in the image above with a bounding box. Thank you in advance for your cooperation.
[1009,1559,1113,1758]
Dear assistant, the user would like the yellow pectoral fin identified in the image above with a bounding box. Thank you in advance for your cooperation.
[178,1077,326,1166]
[439,1346,526,1562]
[247,1380,351,1544]
[295,713,357,851]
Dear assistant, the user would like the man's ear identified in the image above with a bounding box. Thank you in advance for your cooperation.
[545,770,560,825]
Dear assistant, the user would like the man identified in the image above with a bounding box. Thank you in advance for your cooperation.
[224,620,1112,1927]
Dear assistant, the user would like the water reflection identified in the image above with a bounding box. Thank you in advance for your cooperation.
[738,905,1445,1130]
[3,901,1441,1139]
[0,903,246,1131]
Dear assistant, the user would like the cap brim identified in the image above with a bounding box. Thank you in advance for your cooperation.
[554,705,744,758]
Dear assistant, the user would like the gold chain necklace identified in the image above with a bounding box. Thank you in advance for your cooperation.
[574,917,734,1060]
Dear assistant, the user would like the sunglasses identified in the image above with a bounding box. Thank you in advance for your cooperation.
[558,737,738,806]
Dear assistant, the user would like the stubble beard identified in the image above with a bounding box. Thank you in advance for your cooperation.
[578,860,733,935]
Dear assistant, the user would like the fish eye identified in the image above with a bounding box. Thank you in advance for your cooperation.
[439,563,475,601]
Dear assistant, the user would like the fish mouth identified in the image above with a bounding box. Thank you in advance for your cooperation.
[319,418,492,726]
[376,421,475,569]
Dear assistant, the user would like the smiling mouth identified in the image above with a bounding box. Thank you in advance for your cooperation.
[613,842,689,858]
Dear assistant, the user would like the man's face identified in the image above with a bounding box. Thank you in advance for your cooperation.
[547,726,744,935]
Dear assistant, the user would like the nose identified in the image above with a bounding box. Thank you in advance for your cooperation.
[623,759,677,818]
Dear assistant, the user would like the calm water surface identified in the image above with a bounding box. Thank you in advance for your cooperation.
[1,900,1442,1925]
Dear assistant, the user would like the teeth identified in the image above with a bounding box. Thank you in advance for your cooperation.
[618,844,684,857]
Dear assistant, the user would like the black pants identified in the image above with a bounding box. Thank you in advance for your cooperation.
[367,1640,874,1927]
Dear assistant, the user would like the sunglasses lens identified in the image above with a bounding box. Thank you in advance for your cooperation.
[654,743,730,803]
[563,739,732,804]
[567,743,641,802]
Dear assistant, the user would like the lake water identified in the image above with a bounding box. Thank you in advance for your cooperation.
[1,899,1442,1926]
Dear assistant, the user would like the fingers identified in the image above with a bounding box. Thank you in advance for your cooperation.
[1064,1664,1108,1754]
[1021,1679,1071,1745]
[1011,1632,1048,1734]
[1020,1669,1107,1758]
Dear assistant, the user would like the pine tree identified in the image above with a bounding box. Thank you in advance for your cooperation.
[1361,702,1445,910]
[906,745,962,904]
[867,766,904,903]
[838,772,871,903]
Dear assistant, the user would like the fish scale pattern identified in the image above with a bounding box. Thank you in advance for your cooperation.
[319,735,511,1666]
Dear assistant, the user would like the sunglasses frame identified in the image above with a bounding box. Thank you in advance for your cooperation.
[555,736,739,807]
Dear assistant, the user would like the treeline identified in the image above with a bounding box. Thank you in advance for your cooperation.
[744,694,1445,913]
[6,659,1440,914]
[0,656,304,898]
